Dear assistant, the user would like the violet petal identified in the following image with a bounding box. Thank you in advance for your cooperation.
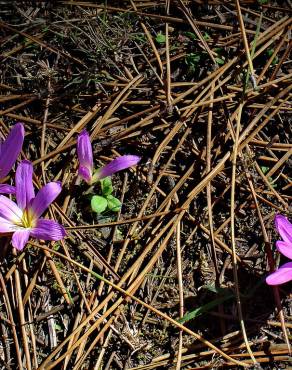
[0,195,22,223]
[78,166,92,183]
[0,216,16,232]
[77,130,93,182]
[30,219,66,241]
[0,184,15,194]
[275,215,292,245]
[97,155,141,180]
[0,123,24,179]
[276,240,292,260]
[266,262,292,285]
[16,160,35,210]
[30,182,62,219]
[12,229,30,251]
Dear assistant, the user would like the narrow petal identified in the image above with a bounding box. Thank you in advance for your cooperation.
[0,195,22,223]
[97,155,141,180]
[16,160,35,210]
[276,240,292,259]
[0,184,15,194]
[266,262,292,285]
[12,229,30,251]
[77,130,93,182]
[0,123,24,179]
[30,219,66,241]
[78,166,92,183]
[30,182,62,219]
[275,215,292,244]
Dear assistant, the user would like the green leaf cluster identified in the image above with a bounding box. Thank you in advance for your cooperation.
[185,53,201,73]
[90,177,122,214]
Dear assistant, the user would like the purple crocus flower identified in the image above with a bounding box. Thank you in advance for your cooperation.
[0,160,66,251]
[266,215,292,285]
[77,130,94,183]
[77,130,141,184]
[0,123,24,194]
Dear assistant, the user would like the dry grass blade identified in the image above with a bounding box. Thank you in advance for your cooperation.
[230,103,257,365]
[235,0,256,89]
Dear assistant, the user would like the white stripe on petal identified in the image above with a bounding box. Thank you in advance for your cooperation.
[0,217,17,232]
[0,195,23,224]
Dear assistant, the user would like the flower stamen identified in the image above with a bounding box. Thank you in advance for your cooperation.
[21,209,36,228]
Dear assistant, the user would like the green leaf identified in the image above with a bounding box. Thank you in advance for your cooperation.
[267,48,274,57]
[178,293,234,323]
[106,195,122,212]
[267,49,278,65]
[156,32,166,44]
[201,284,227,294]
[132,33,147,43]
[272,56,279,65]
[203,32,211,40]
[185,53,200,66]
[100,177,113,196]
[215,57,225,65]
[214,47,223,53]
[91,195,108,214]
[53,243,61,251]
[184,31,197,40]
[261,166,269,174]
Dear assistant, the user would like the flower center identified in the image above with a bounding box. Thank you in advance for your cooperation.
[21,209,36,228]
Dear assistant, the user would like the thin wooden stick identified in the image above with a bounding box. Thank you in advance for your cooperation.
[175,220,184,370]
[235,0,256,88]
[230,102,257,365]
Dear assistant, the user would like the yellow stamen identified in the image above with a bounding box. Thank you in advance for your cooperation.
[20,209,36,228]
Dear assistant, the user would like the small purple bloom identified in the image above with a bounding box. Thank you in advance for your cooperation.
[77,130,141,184]
[77,130,93,184]
[0,160,66,251]
[266,215,292,285]
[0,123,24,194]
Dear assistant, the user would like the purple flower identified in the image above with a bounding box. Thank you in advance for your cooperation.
[0,160,66,251]
[266,215,292,285]
[77,130,94,184]
[0,123,24,194]
[77,130,141,184]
